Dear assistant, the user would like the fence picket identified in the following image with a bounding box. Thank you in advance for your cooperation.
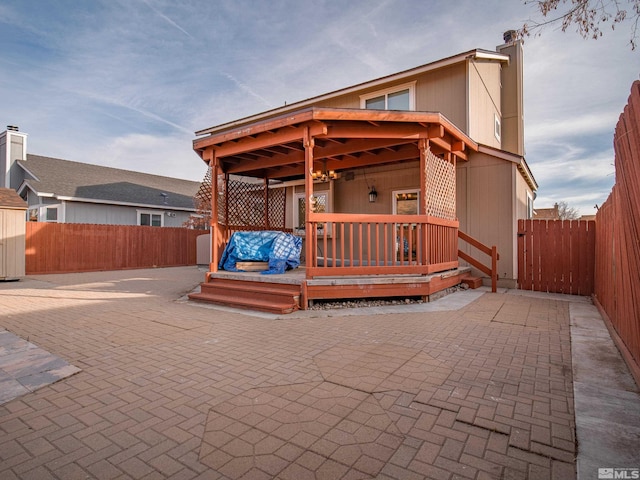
[26,223,206,274]
[593,81,640,381]
[518,219,594,295]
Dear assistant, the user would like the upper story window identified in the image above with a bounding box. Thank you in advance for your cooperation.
[360,82,416,111]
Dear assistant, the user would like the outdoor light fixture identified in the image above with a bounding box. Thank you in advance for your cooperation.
[311,160,338,182]
[369,186,378,203]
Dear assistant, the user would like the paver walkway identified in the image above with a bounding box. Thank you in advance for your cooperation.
[0,267,578,479]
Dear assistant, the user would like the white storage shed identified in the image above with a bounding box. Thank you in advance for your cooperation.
[0,188,27,280]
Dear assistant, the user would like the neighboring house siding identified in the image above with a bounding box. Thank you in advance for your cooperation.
[468,60,502,149]
[64,202,137,225]
[62,202,191,227]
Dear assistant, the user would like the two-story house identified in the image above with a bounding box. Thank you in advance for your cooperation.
[189,32,537,312]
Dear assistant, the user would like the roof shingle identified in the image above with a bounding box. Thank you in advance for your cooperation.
[0,188,27,209]
[18,155,201,210]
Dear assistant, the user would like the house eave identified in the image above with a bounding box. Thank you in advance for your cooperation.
[195,49,510,137]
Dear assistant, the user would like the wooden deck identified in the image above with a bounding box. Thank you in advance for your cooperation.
[188,266,474,314]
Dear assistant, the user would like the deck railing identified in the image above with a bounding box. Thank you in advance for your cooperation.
[457,230,499,292]
[305,213,459,277]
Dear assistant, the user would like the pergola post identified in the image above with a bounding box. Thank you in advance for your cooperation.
[304,126,315,279]
[264,177,270,229]
[208,149,219,273]
[419,138,429,266]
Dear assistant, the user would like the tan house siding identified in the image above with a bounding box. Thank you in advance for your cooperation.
[468,60,502,149]
[315,64,468,130]
[285,162,422,258]
[515,168,532,220]
[457,152,517,287]
[498,42,525,156]
[415,64,467,129]
[315,93,360,109]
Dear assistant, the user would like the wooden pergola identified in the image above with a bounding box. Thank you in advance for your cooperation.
[193,107,479,284]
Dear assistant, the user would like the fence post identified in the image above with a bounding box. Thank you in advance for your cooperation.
[491,245,497,293]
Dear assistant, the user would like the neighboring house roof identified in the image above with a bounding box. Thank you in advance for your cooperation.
[533,206,560,220]
[0,187,27,209]
[17,155,200,211]
[195,48,510,137]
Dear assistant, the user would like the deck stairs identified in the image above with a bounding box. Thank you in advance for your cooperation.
[460,275,483,289]
[188,278,301,314]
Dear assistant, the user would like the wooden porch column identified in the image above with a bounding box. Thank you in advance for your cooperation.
[304,127,315,279]
[264,178,270,229]
[208,149,220,273]
[224,173,229,227]
[419,138,429,265]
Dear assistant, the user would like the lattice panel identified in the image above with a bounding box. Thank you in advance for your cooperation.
[424,148,456,220]
[217,175,286,229]
[267,187,286,228]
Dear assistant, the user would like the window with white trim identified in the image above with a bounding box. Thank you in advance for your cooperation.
[138,210,164,227]
[392,189,420,259]
[527,192,534,219]
[360,82,416,111]
[45,207,58,222]
[293,191,331,236]
[392,189,420,215]
[494,114,501,142]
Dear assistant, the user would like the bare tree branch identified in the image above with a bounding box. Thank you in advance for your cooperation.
[519,0,640,50]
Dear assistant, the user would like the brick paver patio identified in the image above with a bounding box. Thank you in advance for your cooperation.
[0,267,576,479]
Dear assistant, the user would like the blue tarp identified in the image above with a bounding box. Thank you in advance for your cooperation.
[218,231,302,274]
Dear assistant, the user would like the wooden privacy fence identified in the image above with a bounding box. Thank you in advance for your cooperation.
[26,223,206,274]
[593,80,640,383]
[517,219,595,295]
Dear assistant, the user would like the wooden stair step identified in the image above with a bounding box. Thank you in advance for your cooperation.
[189,278,301,314]
[199,283,299,303]
[461,275,483,289]
[188,291,298,314]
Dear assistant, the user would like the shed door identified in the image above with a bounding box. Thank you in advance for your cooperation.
[0,210,4,276]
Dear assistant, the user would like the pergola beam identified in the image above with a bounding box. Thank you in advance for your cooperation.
[195,108,478,180]
[212,123,327,158]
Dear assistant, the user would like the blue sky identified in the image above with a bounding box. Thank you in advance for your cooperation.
[1,0,637,215]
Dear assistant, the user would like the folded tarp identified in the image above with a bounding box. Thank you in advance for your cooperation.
[218,231,302,274]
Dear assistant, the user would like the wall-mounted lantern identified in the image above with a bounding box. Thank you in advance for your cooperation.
[369,186,378,203]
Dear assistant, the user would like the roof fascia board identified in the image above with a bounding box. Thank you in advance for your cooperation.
[16,162,41,182]
[196,108,478,153]
[195,49,510,137]
[53,195,197,211]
